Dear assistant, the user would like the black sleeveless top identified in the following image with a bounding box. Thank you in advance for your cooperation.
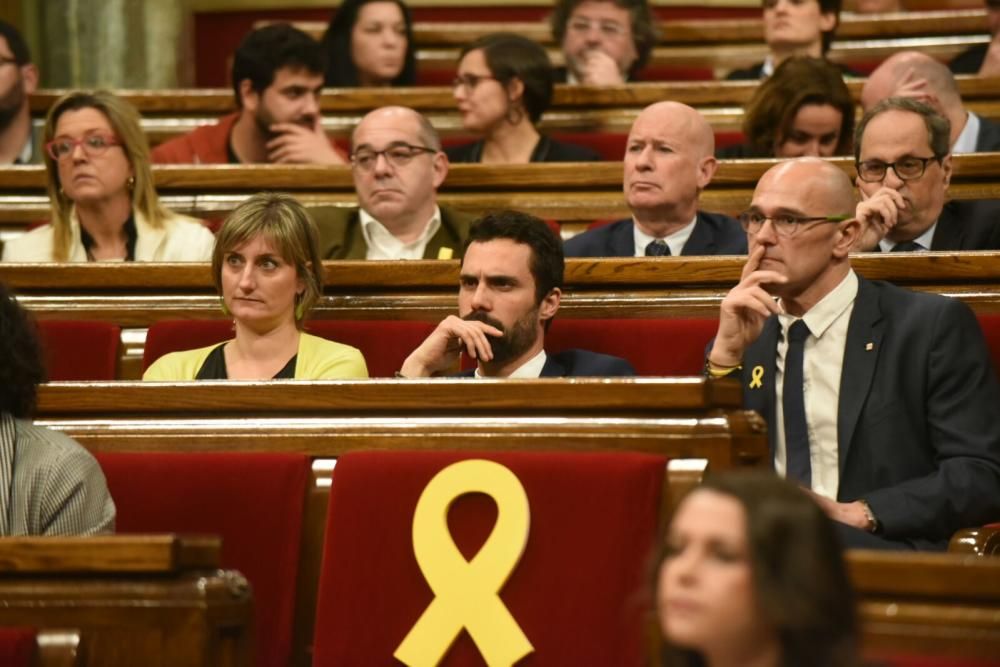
[194,343,298,380]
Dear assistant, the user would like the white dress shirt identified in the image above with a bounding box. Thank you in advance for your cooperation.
[774,270,859,500]
[474,349,547,379]
[359,207,442,260]
[632,216,696,257]
[951,111,980,154]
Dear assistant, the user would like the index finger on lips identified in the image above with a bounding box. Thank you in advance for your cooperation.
[740,244,765,281]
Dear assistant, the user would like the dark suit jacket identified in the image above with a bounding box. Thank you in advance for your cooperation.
[949,43,987,74]
[310,205,475,260]
[739,276,1000,550]
[725,60,859,81]
[563,212,748,257]
[931,200,1000,250]
[445,135,602,163]
[976,115,1000,152]
[457,348,635,377]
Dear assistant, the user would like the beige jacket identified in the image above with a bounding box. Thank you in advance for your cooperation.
[1,208,215,262]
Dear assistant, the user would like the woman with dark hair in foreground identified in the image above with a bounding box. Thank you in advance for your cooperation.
[0,282,115,535]
[657,470,860,667]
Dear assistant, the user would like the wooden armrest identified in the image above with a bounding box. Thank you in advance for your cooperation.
[35,630,80,667]
[949,525,1000,555]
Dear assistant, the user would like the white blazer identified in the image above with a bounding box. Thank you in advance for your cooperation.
[1,208,215,262]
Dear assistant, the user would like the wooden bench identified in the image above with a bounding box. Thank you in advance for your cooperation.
[4,154,1000,235]
[26,77,1000,145]
[34,378,758,667]
[3,252,1000,378]
[0,535,252,667]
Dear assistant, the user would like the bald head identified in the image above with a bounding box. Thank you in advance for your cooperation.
[861,51,962,116]
[352,105,441,152]
[756,157,856,216]
[631,101,715,158]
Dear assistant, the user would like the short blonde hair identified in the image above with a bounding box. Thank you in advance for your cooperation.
[43,90,167,262]
[212,193,324,328]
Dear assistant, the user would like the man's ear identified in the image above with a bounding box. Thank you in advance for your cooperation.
[819,11,837,33]
[696,155,718,190]
[940,153,953,191]
[20,64,38,94]
[539,287,561,323]
[238,79,258,113]
[431,151,449,190]
[834,218,862,258]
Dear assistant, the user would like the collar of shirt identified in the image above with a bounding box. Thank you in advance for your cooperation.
[13,135,32,165]
[632,215,697,257]
[359,206,441,260]
[778,269,859,340]
[952,111,980,154]
[877,222,937,253]
[761,56,775,78]
[474,349,547,379]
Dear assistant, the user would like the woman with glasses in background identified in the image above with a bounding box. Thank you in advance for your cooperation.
[1,90,214,262]
[321,0,417,87]
[445,33,601,164]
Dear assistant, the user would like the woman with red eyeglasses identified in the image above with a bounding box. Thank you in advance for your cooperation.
[1,90,214,262]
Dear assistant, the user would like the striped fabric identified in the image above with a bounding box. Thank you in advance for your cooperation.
[0,413,115,536]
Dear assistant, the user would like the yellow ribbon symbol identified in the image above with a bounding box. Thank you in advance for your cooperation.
[749,365,764,389]
[394,459,534,667]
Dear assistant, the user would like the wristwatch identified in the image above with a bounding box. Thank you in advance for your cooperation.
[859,499,880,534]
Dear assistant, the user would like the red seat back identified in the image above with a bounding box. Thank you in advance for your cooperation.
[143,319,437,377]
[37,320,120,380]
[312,450,666,666]
[545,318,718,375]
[94,452,310,667]
[0,628,36,667]
[976,313,1000,382]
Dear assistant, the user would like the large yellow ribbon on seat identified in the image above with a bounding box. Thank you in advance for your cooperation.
[394,459,534,667]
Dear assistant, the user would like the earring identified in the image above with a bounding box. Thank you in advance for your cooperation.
[127,176,135,190]
[505,104,525,126]
[294,293,305,321]
[220,297,231,317]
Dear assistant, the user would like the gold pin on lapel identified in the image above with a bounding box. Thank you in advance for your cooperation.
[865,342,874,351]
[748,365,764,389]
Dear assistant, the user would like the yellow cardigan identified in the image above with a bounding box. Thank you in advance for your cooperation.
[143,332,368,380]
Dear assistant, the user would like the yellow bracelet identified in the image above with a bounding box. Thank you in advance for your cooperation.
[705,359,742,378]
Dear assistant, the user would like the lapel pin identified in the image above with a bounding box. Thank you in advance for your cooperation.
[865,342,874,351]
[749,365,764,389]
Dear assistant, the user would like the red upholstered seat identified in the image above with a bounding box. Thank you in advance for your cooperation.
[312,450,666,666]
[546,318,718,375]
[37,320,120,380]
[976,313,1000,382]
[94,452,310,667]
[142,319,436,377]
[875,655,1000,667]
[550,131,627,161]
[0,628,36,667]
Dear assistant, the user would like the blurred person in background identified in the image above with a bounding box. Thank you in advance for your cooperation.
[322,0,417,87]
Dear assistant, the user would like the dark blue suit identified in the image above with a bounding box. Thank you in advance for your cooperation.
[457,349,635,378]
[876,200,1000,252]
[563,212,747,257]
[739,276,1000,550]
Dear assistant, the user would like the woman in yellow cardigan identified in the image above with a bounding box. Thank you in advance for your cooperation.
[144,193,368,380]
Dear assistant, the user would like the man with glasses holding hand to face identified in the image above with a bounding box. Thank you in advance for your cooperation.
[312,106,473,259]
[550,0,657,85]
[853,97,1000,252]
[707,155,1000,550]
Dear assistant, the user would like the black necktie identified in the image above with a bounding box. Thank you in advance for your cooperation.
[645,239,671,256]
[783,319,812,486]
[891,240,923,252]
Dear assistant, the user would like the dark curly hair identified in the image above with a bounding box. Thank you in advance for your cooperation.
[0,282,46,418]
[550,0,658,78]
[459,33,554,125]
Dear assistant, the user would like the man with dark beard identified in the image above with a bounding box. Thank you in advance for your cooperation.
[0,21,39,165]
[399,210,635,378]
[152,24,345,165]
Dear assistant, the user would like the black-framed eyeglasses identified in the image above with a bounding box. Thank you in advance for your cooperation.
[566,18,627,38]
[349,143,437,171]
[452,73,498,91]
[738,211,851,238]
[856,156,941,183]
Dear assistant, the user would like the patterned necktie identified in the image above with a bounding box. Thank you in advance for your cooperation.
[783,319,812,486]
[645,239,671,256]
[891,240,923,252]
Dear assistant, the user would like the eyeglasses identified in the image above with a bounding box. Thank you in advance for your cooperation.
[45,134,122,161]
[856,156,941,183]
[350,143,436,171]
[738,211,851,237]
[567,18,627,38]
[452,73,498,91]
